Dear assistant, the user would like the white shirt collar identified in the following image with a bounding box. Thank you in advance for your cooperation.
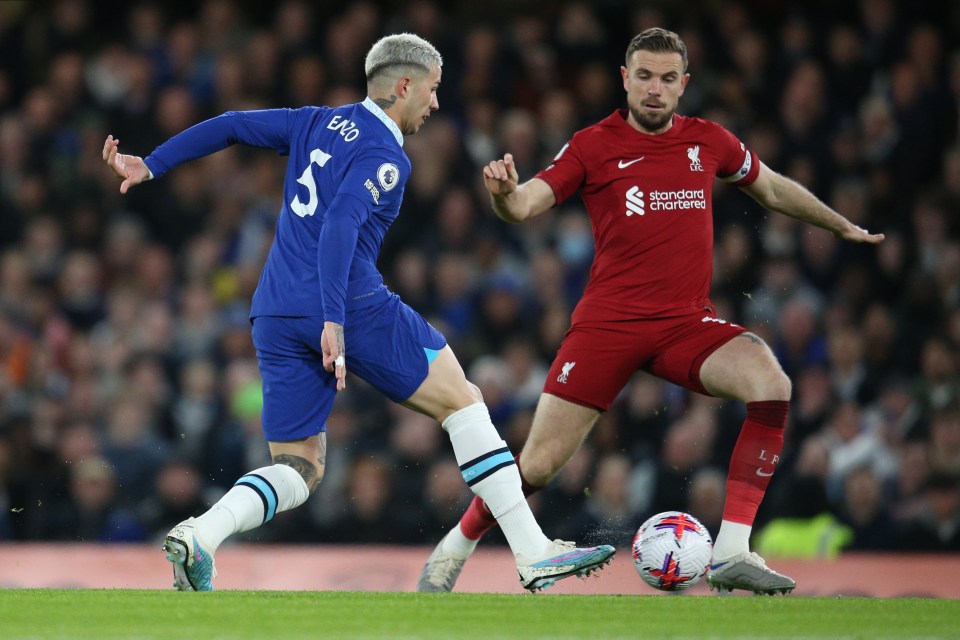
[362,97,404,147]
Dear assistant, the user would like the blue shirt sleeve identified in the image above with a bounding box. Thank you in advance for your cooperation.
[317,147,399,324]
[144,109,298,178]
[317,192,369,325]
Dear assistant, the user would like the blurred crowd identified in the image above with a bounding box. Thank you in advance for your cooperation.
[0,0,959,557]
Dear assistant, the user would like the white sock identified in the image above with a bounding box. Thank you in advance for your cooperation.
[194,464,310,550]
[441,523,479,559]
[711,520,752,561]
[442,403,549,559]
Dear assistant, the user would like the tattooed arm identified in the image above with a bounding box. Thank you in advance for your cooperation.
[322,321,347,391]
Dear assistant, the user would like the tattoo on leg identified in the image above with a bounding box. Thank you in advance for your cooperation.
[738,332,765,346]
[374,95,397,110]
[273,454,320,492]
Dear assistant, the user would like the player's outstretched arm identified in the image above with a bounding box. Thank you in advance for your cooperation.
[741,163,884,244]
[483,153,556,224]
[102,135,152,194]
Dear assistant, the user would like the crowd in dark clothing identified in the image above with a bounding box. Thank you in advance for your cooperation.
[0,0,958,556]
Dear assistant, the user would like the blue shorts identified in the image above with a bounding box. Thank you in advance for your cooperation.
[251,292,447,442]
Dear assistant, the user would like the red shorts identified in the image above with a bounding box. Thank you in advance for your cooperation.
[542,307,747,411]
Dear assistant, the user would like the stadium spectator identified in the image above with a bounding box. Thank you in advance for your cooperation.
[896,471,960,551]
[821,401,899,500]
[418,458,473,540]
[0,433,14,540]
[322,454,408,544]
[568,453,638,546]
[687,466,728,537]
[836,465,901,551]
[927,404,960,476]
[139,458,209,543]
[47,456,145,542]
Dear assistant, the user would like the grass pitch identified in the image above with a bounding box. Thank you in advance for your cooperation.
[1,589,957,639]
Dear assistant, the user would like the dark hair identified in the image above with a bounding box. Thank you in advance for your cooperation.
[625,27,688,72]
[925,471,960,493]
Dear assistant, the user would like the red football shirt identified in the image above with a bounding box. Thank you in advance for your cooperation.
[536,110,760,323]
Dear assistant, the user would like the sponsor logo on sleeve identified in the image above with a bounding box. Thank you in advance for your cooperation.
[364,178,380,204]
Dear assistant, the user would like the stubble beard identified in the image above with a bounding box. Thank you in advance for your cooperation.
[629,105,675,134]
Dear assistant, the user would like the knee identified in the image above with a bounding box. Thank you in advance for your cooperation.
[766,370,792,401]
[272,455,325,494]
[300,463,324,495]
[743,359,791,402]
[749,370,791,402]
[464,381,483,405]
[448,381,484,412]
[310,464,326,492]
[517,449,557,487]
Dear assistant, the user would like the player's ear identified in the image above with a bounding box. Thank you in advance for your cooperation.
[396,75,412,99]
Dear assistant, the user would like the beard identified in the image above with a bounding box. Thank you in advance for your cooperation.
[629,104,675,133]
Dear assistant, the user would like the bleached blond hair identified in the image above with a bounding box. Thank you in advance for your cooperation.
[364,33,442,82]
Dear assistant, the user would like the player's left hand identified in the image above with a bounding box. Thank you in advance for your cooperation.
[102,135,151,194]
[321,321,347,391]
[836,223,885,244]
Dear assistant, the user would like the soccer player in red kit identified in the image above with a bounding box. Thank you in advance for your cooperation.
[417,27,884,594]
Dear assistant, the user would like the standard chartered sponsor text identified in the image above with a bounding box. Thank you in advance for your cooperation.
[648,188,706,210]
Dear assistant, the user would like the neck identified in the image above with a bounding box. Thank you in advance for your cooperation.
[362,97,405,146]
[368,92,401,123]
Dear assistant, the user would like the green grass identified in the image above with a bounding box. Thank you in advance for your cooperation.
[1,590,957,639]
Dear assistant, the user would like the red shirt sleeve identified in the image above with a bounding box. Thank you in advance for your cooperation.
[714,125,760,187]
[534,137,587,205]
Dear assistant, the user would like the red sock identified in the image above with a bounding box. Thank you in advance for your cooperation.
[459,454,541,540]
[722,400,788,525]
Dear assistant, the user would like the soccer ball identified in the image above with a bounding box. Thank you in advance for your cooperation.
[632,511,713,592]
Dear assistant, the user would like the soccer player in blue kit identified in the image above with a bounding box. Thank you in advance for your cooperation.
[102,33,614,592]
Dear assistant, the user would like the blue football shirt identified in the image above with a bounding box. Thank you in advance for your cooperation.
[144,98,409,324]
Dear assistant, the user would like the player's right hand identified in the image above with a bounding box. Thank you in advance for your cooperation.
[321,321,347,392]
[102,135,151,194]
[483,153,519,197]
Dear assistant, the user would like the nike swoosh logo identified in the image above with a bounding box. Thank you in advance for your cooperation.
[756,469,774,477]
[618,157,645,168]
